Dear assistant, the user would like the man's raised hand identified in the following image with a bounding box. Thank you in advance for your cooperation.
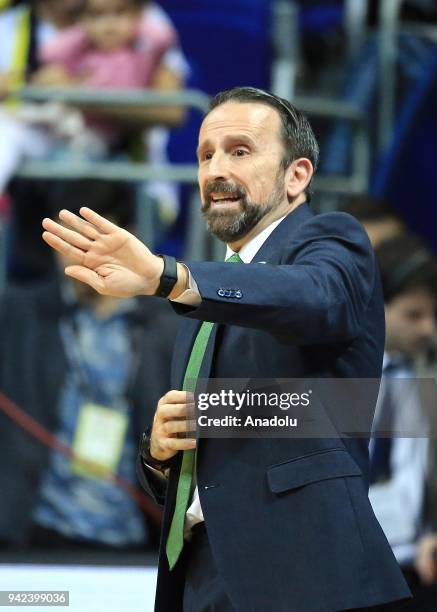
[42,207,164,297]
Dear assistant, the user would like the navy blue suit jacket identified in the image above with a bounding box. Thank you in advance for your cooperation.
[138,203,411,612]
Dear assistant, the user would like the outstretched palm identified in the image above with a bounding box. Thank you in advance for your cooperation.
[42,207,163,297]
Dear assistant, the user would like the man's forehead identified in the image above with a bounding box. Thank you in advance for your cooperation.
[199,101,281,141]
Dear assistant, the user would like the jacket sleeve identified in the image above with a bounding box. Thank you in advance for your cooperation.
[171,212,378,344]
[136,452,168,506]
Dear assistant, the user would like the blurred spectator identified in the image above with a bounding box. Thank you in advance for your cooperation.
[340,194,406,248]
[0,179,178,551]
[378,236,437,361]
[0,0,82,193]
[0,0,187,193]
[0,0,188,282]
[369,234,437,610]
[34,0,185,156]
[0,0,82,96]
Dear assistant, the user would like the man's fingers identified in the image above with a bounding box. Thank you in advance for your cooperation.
[59,209,100,240]
[163,437,197,452]
[150,391,198,461]
[42,231,85,262]
[159,390,194,405]
[162,419,197,436]
[158,402,195,421]
[42,217,93,251]
[65,265,105,293]
[79,207,119,234]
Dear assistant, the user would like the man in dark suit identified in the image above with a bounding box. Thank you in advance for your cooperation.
[42,87,410,611]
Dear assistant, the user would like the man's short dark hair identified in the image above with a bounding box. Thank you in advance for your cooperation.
[376,234,437,303]
[208,86,319,201]
[340,195,399,223]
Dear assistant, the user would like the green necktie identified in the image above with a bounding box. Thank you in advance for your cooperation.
[166,252,242,569]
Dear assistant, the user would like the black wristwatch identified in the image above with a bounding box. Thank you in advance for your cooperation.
[140,426,174,471]
[154,254,178,298]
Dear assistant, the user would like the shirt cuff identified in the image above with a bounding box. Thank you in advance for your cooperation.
[170,264,201,306]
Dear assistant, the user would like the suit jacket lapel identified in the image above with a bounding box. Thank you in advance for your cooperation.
[251,202,314,264]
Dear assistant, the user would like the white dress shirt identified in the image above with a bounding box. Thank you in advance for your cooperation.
[369,352,429,565]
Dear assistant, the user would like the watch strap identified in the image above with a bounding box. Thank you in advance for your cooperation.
[155,254,178,298]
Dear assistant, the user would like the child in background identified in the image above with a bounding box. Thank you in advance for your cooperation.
[37,0,177,152]
[37,0,186,225]
[0,0,182,190]
[40,0,175,91]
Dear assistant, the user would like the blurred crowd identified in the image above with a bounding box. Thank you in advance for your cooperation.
[0,3,436,611]
[0,179,179,552]
[0,0,185,555]
[0,0,188,282]
[340,195,437,610]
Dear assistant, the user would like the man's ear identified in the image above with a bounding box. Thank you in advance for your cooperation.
[286,158,314,200]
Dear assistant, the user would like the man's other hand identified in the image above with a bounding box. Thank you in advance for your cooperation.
[150,390,197,462]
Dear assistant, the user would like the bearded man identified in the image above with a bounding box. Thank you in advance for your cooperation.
[42,87,410,612]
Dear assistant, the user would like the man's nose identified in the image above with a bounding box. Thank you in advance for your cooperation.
[206,152,230,181]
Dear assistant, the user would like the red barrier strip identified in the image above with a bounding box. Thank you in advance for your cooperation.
[0,390,163,525]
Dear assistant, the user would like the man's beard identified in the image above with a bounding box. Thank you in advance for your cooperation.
[201,173,285,243]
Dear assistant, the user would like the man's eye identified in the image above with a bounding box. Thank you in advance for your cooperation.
[233,148,248,157]
[202,152,213,161]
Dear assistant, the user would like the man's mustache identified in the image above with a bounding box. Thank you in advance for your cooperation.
[203,181,246,209]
